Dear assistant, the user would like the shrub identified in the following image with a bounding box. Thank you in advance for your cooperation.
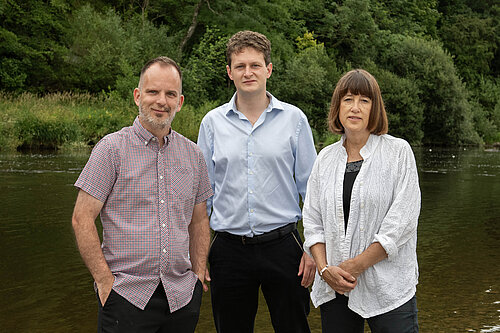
[271,33,340,135]
[172,101,219,143]
[379,35,480,145]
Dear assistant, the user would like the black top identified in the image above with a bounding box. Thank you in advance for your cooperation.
[342,160,363,232]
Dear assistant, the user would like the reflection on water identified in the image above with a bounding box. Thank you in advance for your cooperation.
[0,147,498,332]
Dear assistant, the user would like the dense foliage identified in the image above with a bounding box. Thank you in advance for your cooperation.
[1,0,499,148]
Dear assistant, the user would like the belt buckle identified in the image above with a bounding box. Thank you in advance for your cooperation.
[241,236,246,245]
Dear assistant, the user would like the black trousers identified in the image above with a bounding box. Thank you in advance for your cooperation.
[97,280,202,333]
[320,293,419,333]
[209,229,311,333]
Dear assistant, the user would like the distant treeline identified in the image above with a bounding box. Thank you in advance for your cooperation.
[1,0,499,148]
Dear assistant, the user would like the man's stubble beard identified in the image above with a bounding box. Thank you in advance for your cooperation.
[138,102,177,130]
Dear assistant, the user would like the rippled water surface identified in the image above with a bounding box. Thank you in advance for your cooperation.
[0,147,498,332]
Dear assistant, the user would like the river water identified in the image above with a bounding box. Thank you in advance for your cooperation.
[0,147,498,332]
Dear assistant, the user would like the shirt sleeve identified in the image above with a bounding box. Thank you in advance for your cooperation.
[74,137,117,202]
[302,157,325,256]
[194,148,214,205]
[196,119,215,216]
[294,115,317,201]
[373,141,421,261]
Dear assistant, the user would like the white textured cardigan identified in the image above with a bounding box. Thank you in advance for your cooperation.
[303,134,421,318]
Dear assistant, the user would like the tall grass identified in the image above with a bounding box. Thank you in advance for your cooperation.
[0,92,212,151]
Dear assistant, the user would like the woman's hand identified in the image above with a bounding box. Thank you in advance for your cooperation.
[321,265,357,294]
[338,258,363,279]
[339,242,388,280]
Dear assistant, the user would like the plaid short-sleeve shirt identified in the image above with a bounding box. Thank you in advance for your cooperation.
[75,117,213,311]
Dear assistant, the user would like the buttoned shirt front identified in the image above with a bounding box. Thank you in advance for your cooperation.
[197,92,317,236]
[303,134,421,318]
[75,117,213,311]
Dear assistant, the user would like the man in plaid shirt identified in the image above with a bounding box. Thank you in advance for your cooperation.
[72,56,213,333]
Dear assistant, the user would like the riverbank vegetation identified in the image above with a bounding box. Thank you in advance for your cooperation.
[0,0,499,151]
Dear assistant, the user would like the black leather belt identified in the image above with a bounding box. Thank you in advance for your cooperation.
[216,223,297,245]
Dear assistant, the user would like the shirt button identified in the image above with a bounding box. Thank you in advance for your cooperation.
[160,272,163,278]
[249,171,253,175]
[144,141,148,145]
[249,152,253,156]
[360,202,364,208]
[163,248,167,253]
[160,200,165,204]
[160,175,163,180]
[250,209,254,213]
[162,223,166,228]
[249,190,253,194]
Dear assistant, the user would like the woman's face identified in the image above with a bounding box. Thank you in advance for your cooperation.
[339,91,372,136]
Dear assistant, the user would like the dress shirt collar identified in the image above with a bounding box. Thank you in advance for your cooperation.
[224,92,285,118]
[132,116,174,147]
[340,133,382,160]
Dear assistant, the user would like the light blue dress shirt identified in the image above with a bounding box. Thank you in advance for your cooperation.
[197,92,317,236]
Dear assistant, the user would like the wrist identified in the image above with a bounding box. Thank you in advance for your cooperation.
[319,265,329,279]
[96,272,114,286]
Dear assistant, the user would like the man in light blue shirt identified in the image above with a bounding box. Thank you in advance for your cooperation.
[197,30,317,333]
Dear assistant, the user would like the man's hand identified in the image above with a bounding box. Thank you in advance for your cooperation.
[298,252,316,288]
[189,202,211,292]
[96,274,115,305]
[196,267,211,292]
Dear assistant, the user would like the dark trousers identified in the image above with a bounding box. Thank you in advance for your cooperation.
[97,280,202,333]
[320,293,419,333]
[209,229,311,333]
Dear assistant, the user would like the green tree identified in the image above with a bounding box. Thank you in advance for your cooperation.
[363,62,425,145]
[0,0,71,92]
[372,0,440,38]
[439,12,498,82]
[379,34,480,144]
[271,33,340,134]
[182,27,231,107]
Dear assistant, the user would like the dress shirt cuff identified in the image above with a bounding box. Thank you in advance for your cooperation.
[303,234,326,256]
[373,234,397,261]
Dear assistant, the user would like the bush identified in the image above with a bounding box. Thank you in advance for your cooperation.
[379,35,480,145]
[363,62,424,145]
[271,33,340,135]
[0,92,136,151]
[182,27,232,107]
[172,101,219,143]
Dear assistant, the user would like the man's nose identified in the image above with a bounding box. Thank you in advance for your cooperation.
[157,93,167,105]
[244,66,252,76]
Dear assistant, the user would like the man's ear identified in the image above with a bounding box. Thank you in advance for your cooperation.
[266,63,273,79]
[226,65,233,80]
[176,95,185,113]
[133,88,141,107]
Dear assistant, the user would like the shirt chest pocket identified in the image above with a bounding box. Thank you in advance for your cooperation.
[170,167,194,200]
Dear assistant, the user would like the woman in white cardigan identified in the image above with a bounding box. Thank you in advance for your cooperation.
[303,69,420,333]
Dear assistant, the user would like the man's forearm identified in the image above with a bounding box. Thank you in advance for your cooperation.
[72,215,113,285]
[188,203,211,278]
[188,218,210,277]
